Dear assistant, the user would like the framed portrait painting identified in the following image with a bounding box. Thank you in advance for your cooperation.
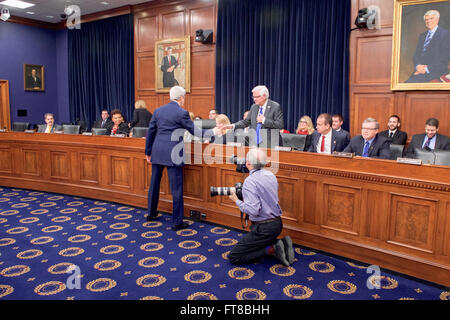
[391,0,450,90]
[24,64,45,91]
[155,36,190,93]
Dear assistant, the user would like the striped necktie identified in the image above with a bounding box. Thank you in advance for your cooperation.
[362,141,370,157]
[423,31,432,51]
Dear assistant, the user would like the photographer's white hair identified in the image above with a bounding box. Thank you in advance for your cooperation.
[252,85,269,98]
[424,10,440,19]
[170,86,186,101]
[246,148,267,170]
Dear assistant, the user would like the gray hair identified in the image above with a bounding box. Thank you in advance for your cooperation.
[424,10,440,19]
[170,86,186,101]
[252,85,269,99]
[363,117,379,129]
[246,148,267,170]
[44,113,54,119]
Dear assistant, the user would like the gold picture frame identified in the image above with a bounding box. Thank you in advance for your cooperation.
[24,64,45,91]
[391,0,450,90]
[155,36,190,93]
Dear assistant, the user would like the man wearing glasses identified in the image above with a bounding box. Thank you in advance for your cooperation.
[223,85,284,148]
[343,118,391,159]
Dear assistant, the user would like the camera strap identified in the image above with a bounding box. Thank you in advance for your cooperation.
[240,211,249,229]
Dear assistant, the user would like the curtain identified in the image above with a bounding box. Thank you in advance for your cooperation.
[68,14,134,129]
[216,0,350,132]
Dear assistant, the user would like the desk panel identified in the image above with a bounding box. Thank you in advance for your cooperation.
[0,132,449,286]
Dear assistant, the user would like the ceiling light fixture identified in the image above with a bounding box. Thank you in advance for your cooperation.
[0,0,35,9]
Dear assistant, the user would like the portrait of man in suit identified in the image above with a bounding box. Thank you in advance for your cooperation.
[405,9,450,83]
[155,37,190,93]
[24,64,44,91]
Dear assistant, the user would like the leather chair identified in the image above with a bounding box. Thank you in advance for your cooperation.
[91,128,107,136]
[280,133,306,151]
[131,127,148,138]
[389,144,405,160]
[62,125,80,134]
[12,122,30,132]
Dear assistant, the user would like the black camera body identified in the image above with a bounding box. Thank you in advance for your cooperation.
[210,182,243,201]
[229,155,249,173]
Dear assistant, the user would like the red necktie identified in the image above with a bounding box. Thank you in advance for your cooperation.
[321,135,325,152]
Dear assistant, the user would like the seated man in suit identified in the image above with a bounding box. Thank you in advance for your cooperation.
[307,113,349,154]
[379,115,407,145]
[38,113,62,133]
[331,114,350,141]
[406,117,450,158]
[343,118,392,159]
[223,85,284,149]
[105,109,130,136]
[93,109,112,129]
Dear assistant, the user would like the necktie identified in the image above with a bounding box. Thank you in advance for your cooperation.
[423,31,432,51]
[320,135,325,152]
[256,107,263,145]
[362,141,370,157]
[101,120,105,128]
[424,137,432,148]
[389,132,393,138]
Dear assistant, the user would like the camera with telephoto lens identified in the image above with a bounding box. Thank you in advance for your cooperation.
[229,155,249,173]
[210,182,243,200]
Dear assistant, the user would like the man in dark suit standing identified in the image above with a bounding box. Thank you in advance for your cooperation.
[93,110,112,129]
[307,113,349,154]
[145,86,213,230]
[405,10,450,83]
[224,85,284,148]
[379,115,407,145]
[406,118,450,158]
[160,47,179,88]
[343,118,391,159]
[26,69,42,89]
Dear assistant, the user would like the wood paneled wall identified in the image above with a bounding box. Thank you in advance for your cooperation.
[133,0,217,118]
[350,0,449,139]
[0,80,11,130]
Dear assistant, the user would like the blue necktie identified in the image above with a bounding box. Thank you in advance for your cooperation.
[256,107,263,145]
[423,31,432,51]
[423,137,432,148]
[362,141,370,157]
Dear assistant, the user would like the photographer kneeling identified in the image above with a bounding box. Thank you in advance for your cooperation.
[228,148,294,266]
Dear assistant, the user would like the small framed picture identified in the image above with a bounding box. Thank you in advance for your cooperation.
[155,36,190,93]
[24,64,45,91]
[391,0,450,90]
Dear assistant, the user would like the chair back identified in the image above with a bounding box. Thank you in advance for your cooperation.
[434,150,450,166]
[132,127,148,138]
[414,148,435,165]
[92,128,108,136]
[280,133,306,151]
[194,119,216,130]
[389,144,405,160]
[12,122,30,132]
[62,124,80,134]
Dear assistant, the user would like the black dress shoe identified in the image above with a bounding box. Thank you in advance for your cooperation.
[273,239,290,266]
[146,214,158,221]
[171,222,189,231]
[283,236,295,265]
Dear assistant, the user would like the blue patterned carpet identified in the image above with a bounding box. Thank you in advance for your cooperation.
[0,186,448,300]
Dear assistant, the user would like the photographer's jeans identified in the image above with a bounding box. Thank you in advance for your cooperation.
[228,219,282,265]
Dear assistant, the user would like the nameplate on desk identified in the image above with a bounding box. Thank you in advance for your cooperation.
[0,129,7,133]
[226,142,242,147]
[332,151,354,158]
[82,132,93,136]
[396,158,422,165]
[111,134,126,138]
[54,131,63,134]
[24,130,35,133]
[274,146,292,152]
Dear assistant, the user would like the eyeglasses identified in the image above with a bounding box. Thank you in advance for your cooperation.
[361,127,377,130]
[252,95,261,99]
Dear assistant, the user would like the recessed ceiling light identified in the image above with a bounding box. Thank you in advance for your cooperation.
[0,0,35,9]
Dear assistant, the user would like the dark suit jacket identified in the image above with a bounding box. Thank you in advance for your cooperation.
[93,118,112,129]
[233,99,284,148]
[26,76,41,89]
[379,129,407,145]
[130,108,152,128]
[105,122,130,136]
[405,133,450,158]
[307,129,350,153]
[343,134,392,159]
[406,26,450,82]
[161,55,179,88]
[37,123,62,133]
[146,101,209,167]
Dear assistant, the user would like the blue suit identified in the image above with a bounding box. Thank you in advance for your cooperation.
[406,26,450,83]
[145,101,208,226]
[307,129,349,153]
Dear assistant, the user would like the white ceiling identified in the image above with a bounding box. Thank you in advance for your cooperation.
[1,0,150,23]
